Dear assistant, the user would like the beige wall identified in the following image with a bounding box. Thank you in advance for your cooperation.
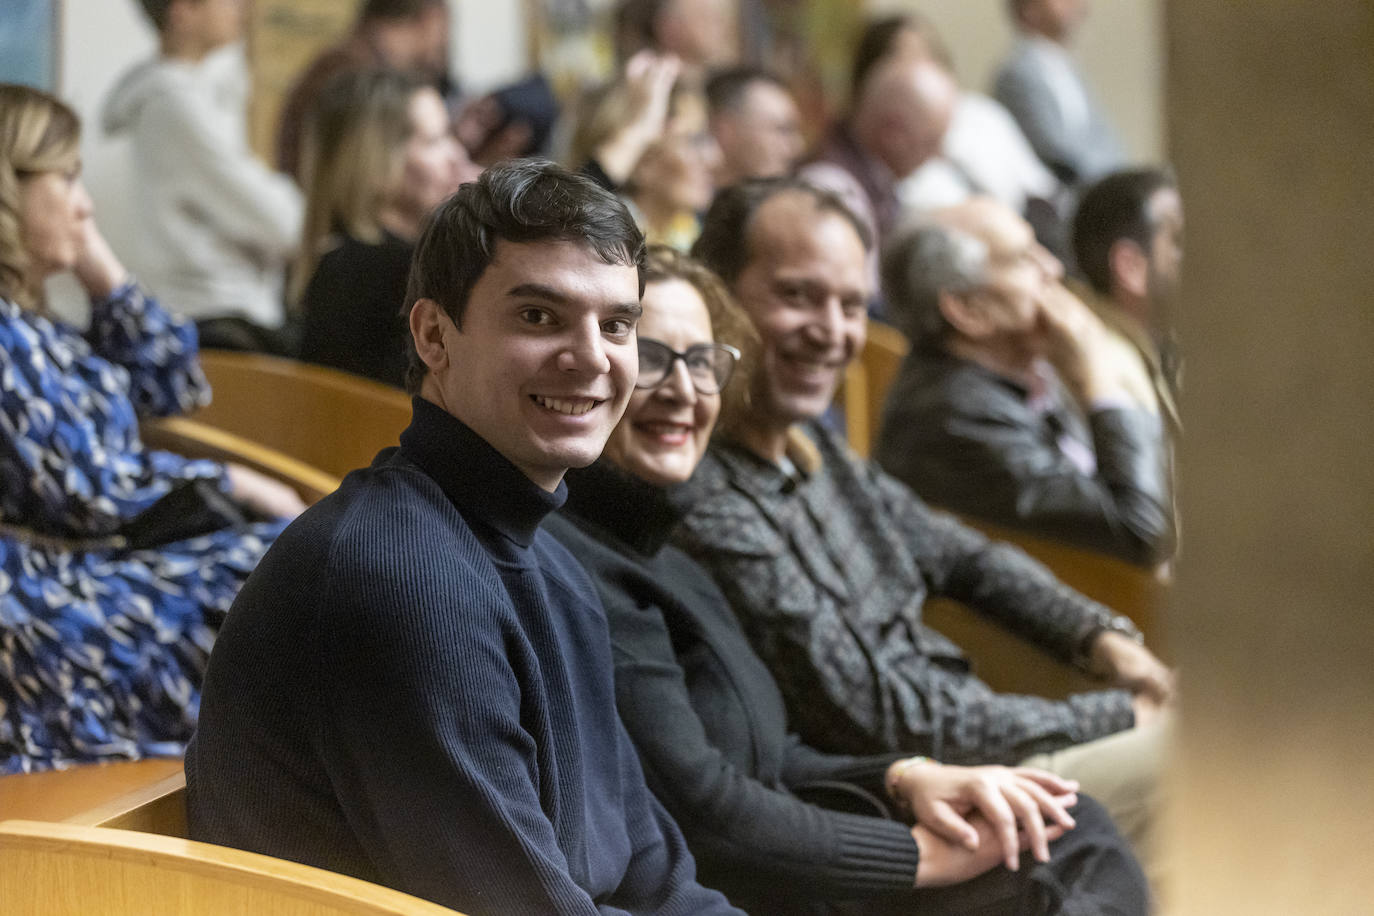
[867,0,1165,161]
[1165,1,1374,911]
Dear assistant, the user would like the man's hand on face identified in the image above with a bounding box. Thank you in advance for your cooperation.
[1036,284,1125,404]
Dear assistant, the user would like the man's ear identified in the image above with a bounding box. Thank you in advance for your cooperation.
[1109,238,1149,299]
[937,289,994,339]
[409,298,451,374]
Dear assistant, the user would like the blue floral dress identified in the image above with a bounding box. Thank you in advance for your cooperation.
[0,284,284,773]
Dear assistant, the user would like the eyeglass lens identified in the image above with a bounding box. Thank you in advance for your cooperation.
[636,339,737,394]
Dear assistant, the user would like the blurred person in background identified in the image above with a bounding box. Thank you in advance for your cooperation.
[850,16,1062,231]
[1071,167,1184,440]
[799,52,959,312]
[876,197,1175,567]
[276,0,451,181]
[103,0,302,352]
[573,52,720,251]
[615,0,739,84]
[704,66,804,188]
[0,83,301,774]
[994,0,1125,186]
[292,69,476,387]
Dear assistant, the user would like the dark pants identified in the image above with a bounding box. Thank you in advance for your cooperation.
[746,796,1150,916]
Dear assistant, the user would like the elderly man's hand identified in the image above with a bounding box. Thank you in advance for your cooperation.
[1037,284,1128,403]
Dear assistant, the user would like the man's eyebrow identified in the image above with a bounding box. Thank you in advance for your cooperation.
[507,283,569,302]
[507,284,642,318]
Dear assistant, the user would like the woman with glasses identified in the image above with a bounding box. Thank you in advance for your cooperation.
[544,246,1148,914]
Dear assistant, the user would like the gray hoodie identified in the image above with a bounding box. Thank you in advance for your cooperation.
[102,43,302,328]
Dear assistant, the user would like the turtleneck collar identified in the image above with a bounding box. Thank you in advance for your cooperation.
[561,460,684,557]
[398,396,566,549]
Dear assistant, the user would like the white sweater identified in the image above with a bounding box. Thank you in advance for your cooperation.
[102,44,302,328]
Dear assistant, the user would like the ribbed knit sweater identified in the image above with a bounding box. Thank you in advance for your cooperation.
[186,398,738,915]
[546,461,922,906]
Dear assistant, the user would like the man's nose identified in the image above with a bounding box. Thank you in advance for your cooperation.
[557,322,610,374]
[805,296,845,345]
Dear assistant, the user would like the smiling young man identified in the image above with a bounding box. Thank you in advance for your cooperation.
[681,177,1173,877]
[186,161,738,914]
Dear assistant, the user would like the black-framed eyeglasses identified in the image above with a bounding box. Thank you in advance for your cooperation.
[635,338,740,395]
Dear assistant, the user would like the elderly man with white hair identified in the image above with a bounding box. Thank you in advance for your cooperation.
[875,196,1175,567]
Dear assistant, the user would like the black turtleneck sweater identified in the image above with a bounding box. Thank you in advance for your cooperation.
[545,460,924,905]
[186,399,737,915]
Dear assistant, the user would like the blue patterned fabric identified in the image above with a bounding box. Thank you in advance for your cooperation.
[0,284,283,773]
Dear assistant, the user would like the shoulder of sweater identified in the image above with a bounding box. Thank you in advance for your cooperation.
[291,461,518,614]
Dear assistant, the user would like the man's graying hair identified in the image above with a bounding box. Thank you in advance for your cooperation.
[881,220,989,346]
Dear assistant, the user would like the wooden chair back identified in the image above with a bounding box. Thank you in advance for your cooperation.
[194,351,413,480]
[843,320,909,458]
[0,759,187,836]
[141,416,340,504]
[0,820,466,915]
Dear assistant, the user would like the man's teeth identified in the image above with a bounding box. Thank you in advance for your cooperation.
[535,395,598,416]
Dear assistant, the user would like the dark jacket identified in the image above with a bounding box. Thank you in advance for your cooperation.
[187,398,737,915]
[674,424,1136,764]
[546,462,921,906]
[875,348,1175,566]
[550,460,1150,915]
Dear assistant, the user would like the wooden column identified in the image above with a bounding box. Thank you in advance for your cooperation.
[1164,3,1374,912]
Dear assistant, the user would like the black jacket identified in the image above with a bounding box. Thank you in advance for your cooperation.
[875,348,1175,566]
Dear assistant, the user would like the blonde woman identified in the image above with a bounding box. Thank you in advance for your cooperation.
[572,52,721,251]
[293,69,475,387]
[0,83,300,773]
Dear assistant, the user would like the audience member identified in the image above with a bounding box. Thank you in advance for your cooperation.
[276,0,451,180]
[186,161,738,914]
[994,0,1125,185]
[453,72,562,164]
[293,69,475,387]
[546,246,1151,914]
[102,0,303,351]
[850,15,1060,219]
[799,53,959,305]
[875,197,1175,566]
[614,0,739,83]
[0,83,301,774]
[573,56,719,250]
[1072,167,1184,437]
[684,178,1173,867]
[704,66,804,187]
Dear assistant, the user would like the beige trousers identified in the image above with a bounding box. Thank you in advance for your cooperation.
[1018,715,1172,887]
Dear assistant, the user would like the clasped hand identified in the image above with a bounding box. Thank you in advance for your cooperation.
[887,759,1079,887]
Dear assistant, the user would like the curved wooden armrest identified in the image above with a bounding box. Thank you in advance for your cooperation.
[141,415,340,504]
[194,350,413,480]
[0,820,467,915]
